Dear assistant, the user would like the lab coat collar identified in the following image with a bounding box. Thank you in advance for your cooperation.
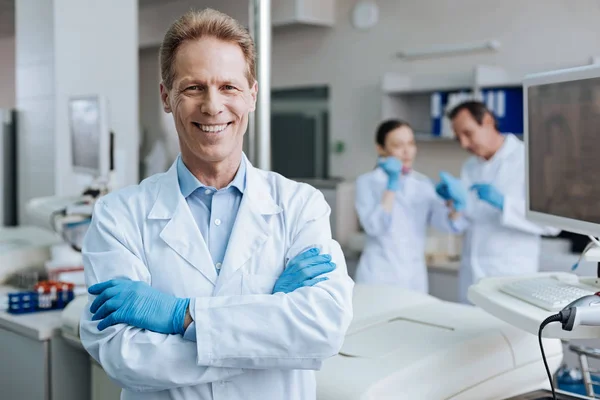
[148,153,279,219]
[147,152,282,286]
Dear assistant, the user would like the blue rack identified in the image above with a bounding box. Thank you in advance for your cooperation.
[7,290,75,314]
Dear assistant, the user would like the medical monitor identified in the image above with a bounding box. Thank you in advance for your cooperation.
[68,95,110,177]
[524,64,600,237]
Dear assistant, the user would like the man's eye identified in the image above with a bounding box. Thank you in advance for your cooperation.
[187,85,201,91]
[223,85,236,91]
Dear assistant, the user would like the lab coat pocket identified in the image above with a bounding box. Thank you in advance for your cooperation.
[242,273,279,295]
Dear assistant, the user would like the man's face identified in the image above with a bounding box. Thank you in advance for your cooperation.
[160,37,257,164]
[451,109,495,158]
[376,126,417,170]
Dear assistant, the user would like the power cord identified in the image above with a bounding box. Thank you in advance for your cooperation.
[538,309,577,400]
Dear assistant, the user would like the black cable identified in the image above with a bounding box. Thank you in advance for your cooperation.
[539,313,566,400]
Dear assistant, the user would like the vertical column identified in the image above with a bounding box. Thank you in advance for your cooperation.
[15,0,57,223]
[249,0,271,170]
[15,0,139,223]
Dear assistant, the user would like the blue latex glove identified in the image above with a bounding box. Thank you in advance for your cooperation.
[435,182,451,200]
[377,157,402,191]
[273,247,336,294]
[436,171,467,211]
[470,183,505,210]
[88,279,190,334]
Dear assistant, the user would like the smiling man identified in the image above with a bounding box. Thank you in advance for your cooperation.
[79,9,354,400]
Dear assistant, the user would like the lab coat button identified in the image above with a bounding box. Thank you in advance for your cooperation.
[215,218,221,226]
[216,262,222,269]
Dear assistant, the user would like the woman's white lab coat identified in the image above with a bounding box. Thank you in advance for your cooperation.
[354,168,455,292]
[79,155,354,400]
[452,134,560,303]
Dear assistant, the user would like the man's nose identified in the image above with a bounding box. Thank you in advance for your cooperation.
[200,89,225,115]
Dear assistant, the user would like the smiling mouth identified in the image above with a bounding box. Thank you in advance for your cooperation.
[192,122,232,133]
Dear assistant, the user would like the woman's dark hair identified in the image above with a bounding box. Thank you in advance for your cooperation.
[375,119,412,147]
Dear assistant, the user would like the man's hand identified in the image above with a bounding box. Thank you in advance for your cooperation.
[273,247,336,294]
[436,171,467,211]
[88,279,190,335]
[470,183,505,210]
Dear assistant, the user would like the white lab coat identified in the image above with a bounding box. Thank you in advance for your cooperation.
[79,154,354,400]
[453,134,560,303]
[354,168,455,292]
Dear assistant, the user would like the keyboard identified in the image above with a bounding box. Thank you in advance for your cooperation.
[500,277,599,311]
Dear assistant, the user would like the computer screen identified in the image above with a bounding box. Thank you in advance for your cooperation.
[525,64,600,236]
[68,95,109,177]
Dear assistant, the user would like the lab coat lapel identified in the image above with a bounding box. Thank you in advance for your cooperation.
[216,157,282,287]
[148,162,217,285]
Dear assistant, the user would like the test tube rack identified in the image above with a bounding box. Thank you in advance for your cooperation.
[7,281,75,314]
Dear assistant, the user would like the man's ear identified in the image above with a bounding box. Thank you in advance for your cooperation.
[160,82,172,113]
[248,80,258,112]
[482,112,495,128]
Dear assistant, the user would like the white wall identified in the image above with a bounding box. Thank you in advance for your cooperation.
[139,0,246,49]
[137,0,600,180]
[0,37,15,108]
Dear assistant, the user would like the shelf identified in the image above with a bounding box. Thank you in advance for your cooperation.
[382,65,522,94]
[414,132,457,142]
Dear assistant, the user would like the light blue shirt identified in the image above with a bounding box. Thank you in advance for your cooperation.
[176,155,246,341]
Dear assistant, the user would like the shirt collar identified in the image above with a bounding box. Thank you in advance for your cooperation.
[177,155,246,198]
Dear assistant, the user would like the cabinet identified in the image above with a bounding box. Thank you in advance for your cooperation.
[272,0,335,27]
[0,309,90,400]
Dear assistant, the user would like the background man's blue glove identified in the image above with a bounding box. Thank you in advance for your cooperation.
[470,183,505,210]
[88,279,190,335]
[436,171,467,211]
[377,156,402,191]
[273,247,336,294]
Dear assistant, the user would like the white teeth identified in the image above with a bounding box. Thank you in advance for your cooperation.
[197,124,228,133]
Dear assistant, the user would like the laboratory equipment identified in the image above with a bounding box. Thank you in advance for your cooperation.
[0,226,61,284]
[500,277,599,311]
[0,109,17,227]
[7,281,75,314]
[567,344,600,398]
[68,95,111,179]
[469,272,600,339]
[316,285,563,399]
[26,186,106,252]
[59,284,564,400]
[525,63,600,245]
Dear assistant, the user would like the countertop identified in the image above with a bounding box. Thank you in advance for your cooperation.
[0,285,65,341]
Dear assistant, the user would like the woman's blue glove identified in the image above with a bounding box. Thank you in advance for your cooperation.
[470,183,505,210]
[88,279,190,335]
[273,247,336,294]
[436,171,467,211]
[377,157,402,191]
